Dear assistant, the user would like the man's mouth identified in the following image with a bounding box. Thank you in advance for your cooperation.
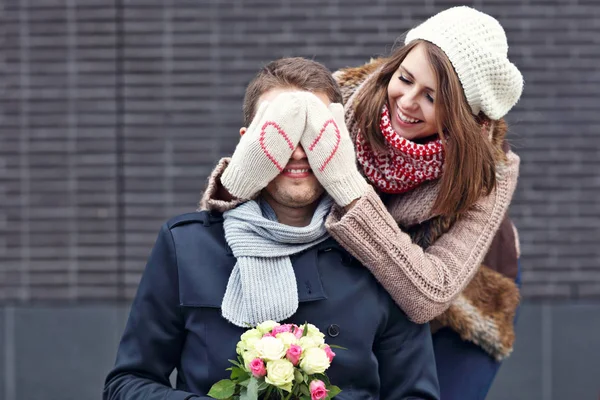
[281,167,312,178]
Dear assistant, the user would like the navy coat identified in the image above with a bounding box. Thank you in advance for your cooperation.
[104,211,439,400]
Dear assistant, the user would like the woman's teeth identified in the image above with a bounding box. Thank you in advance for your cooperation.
[397,108,420,124]
[285,169,310,173]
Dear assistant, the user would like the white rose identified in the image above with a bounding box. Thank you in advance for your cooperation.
[241,328,263,344]
[305,324,325,345]
[239,329,263,353]
[255,336,287,361]
[298,336,319,351]
[257,320,280,335]
[265,359,294,392]
[277,332,299,347]
[299,347,330,375]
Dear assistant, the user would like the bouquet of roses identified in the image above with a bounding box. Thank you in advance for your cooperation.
[208,321,342,400]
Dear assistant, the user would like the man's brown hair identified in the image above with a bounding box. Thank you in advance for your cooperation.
[243,57,343,126]
[354,40,505,216]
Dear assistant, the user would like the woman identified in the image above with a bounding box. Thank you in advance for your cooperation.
[200,6,523,399]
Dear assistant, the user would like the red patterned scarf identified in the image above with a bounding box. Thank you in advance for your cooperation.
[356,104,445,193]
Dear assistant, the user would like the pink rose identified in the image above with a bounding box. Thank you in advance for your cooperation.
[309,379,329,400]
[322,345,336,363]
[249,358,266,378]
[262,332,276,338]
[286,344,302,366]
[293,326,304,339]
[272,324,293,336]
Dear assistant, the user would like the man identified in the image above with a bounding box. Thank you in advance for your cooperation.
[104,58,439,400]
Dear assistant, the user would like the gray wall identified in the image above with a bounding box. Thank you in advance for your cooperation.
[3,0,600,303]
[2,0,600,399]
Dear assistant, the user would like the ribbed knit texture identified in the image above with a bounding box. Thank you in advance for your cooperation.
[327,61,520,324]
[221,92,308,199]
[301,96,369,206]
[221,196,332,327]
[326,151,519,324]
[405,6,524,120]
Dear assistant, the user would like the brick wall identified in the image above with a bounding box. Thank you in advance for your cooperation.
[2,0,599,302]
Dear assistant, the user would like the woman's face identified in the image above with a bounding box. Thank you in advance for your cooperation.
[386,43,439,141]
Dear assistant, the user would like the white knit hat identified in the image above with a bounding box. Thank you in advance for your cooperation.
[405,6,523,120]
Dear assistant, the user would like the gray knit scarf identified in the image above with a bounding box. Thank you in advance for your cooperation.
[221,196,333,327]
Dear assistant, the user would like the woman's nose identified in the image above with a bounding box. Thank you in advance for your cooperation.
[400,89,418,110]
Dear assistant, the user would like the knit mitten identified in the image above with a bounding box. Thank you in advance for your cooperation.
[301,96,370,206]
[221,92,308,199]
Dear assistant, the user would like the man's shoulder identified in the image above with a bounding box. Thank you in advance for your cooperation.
[166,211,224,230]
[164,211,228,256]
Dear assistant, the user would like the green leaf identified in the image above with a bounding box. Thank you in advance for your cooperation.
[246,377,259,400]
[207,379,236,399]
[257,380,269,392]
[302,322,309,337]
[299,384,311,396]
[313,373,331,386]
[228,359,243,369]
[327,385,342,398]
[238,378,251,388]
[292,382,302,397]
[327,344,347,350]
[230,366,250,382]
[294,369,304,383]
[263,385,274,399]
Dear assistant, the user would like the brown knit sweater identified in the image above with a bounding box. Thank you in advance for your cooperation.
[198,60,521,361]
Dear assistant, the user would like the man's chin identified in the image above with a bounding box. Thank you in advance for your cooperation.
[274,193,323,208]
[262,186,325,209]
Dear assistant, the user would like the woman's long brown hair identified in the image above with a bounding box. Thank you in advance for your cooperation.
[354,40,502,216]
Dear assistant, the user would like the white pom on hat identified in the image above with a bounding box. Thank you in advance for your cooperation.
[405,6,524,120]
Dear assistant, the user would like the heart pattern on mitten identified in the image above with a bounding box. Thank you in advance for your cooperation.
[259,121,295,171]
[308,118,341,172]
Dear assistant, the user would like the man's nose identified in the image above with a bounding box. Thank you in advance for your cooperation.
[290,144,307,160]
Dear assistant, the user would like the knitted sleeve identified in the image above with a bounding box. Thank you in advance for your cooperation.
[197,157,248,213]
[326,152,520,324]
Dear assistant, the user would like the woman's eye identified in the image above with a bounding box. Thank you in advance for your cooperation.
[426,93,435,103]
[399,74,411,84]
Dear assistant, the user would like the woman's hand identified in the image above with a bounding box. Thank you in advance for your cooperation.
[301,97,369,206]
[220,92,308,199]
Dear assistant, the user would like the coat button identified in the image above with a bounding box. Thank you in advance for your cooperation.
[327,324,340,338]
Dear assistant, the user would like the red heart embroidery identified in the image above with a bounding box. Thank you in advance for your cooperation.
[308,119,340,172]
[259,121,294,171]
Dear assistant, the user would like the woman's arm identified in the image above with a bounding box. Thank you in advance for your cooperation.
[197,157,247,213]
[326,152,520,324]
